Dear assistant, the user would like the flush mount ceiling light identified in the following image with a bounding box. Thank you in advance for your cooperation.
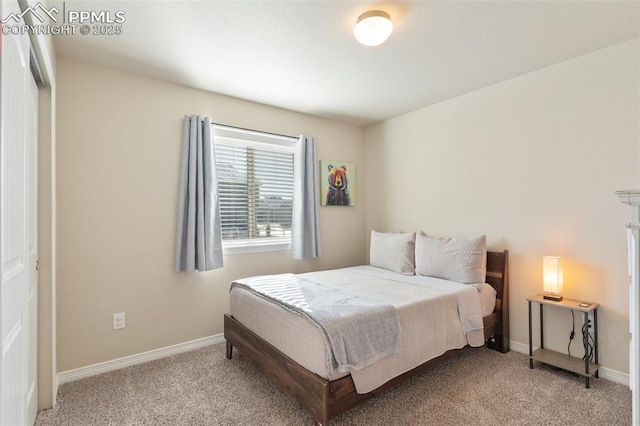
[353,10,393,46]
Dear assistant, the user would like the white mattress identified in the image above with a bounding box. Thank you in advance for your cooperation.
[229,265,496,393]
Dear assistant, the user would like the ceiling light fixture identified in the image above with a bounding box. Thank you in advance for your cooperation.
[353,10,393,47]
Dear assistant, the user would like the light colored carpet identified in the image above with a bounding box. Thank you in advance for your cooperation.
[36,343,631,425]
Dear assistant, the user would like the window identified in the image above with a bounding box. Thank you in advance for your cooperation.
[213,125,296,254]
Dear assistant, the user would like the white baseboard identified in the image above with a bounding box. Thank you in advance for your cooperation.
[509,340,530,355]
[56,335,630,389]
[598,366,630,386]
[57,334,225,385]
[509,339,629,386]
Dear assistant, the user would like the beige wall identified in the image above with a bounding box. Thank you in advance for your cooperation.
[364,38,639,374]
[56,37,639,376]
[56,57,366,372]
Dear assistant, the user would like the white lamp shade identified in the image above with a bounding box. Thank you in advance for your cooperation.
[354,11,393,46]
[543,256,563,295]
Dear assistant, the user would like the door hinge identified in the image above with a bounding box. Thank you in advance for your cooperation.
[35,260,39,271]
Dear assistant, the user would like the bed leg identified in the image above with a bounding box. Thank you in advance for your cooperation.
[226,340,233,359]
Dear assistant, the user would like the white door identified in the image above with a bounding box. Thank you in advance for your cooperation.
[628,221,640,426]
[630,227,640,425]
[616,190,640,425]
[1,0,38,424]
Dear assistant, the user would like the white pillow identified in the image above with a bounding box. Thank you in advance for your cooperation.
[369,231,416,275]
[415,233,486,284]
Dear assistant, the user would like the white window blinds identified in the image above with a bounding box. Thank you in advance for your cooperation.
[213,126,295,251]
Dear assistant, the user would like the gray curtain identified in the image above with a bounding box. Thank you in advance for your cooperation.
[175,115,223,271]
[291,135,322,259]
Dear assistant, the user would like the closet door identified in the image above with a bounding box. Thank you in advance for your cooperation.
[616,189,640,425]
[0,0,36,424]
[629,223,640,425]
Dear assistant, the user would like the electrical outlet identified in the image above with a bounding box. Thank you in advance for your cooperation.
[113,312,125,330]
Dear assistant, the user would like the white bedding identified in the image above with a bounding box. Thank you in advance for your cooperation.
[232,271,403,373]
[229,265,496,393]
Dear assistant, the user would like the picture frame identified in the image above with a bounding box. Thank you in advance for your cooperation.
[320,160,355,206]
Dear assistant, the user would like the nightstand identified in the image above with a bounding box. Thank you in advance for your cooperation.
[527,294,599,388]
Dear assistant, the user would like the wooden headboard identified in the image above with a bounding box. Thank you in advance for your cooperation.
[485,250,509,353]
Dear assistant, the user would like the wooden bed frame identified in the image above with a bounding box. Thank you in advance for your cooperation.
[224,250,509,425]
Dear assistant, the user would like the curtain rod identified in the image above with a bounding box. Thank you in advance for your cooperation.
[210,122,298,141]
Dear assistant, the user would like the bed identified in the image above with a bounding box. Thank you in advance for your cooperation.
[224,244,509,425]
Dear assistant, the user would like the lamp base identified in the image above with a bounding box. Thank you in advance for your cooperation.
[543,294,563,302]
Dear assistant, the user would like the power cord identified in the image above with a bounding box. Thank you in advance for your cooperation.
[568,309,595,361]
[567,309,575,357]
[582,319,595,362]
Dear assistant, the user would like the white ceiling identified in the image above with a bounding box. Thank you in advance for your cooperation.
[52,0,640,126]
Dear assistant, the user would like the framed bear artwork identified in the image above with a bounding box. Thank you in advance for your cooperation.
[320,160,355,206]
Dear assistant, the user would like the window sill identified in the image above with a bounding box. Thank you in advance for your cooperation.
[222,239,291,255]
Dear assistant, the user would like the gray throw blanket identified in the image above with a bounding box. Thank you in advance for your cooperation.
[231,273,402,372]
